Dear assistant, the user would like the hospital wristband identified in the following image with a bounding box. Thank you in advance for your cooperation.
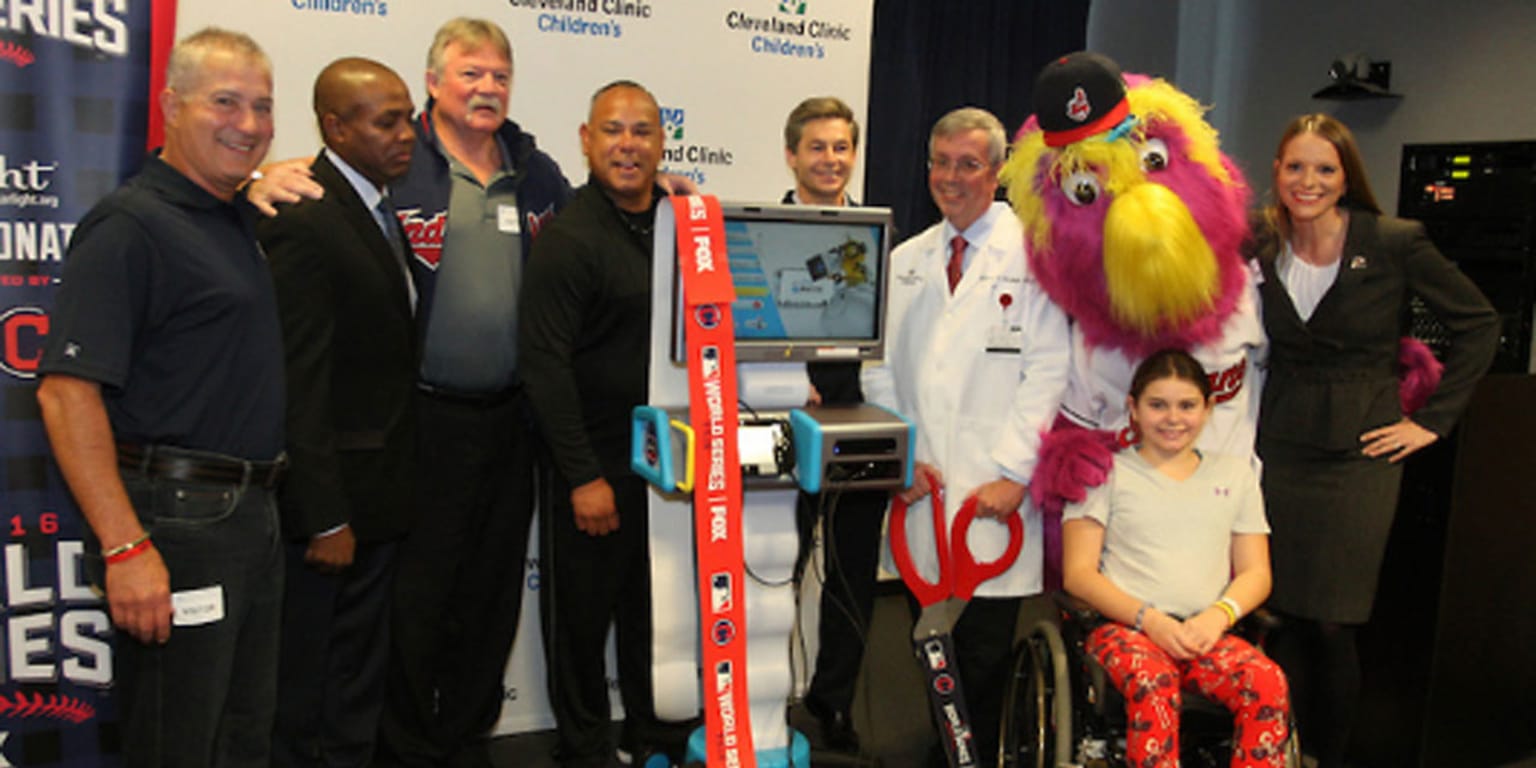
[103,533,153,565]
[1133,603,1149,632]
[1214,597,1241,627]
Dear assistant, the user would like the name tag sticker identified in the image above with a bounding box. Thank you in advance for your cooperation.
[172,585,226,627]
[498,205,521,234]
[985,323,1023,353]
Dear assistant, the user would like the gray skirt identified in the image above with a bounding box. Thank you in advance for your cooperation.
[1260,438,1403,624]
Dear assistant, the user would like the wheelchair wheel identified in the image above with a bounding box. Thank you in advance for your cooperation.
[999,621,1073,768]
[999,632,1049,768]
[1283,714,1303,768]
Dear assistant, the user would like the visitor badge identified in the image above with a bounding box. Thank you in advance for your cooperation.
[498,204,520,234]
[172,585,225,626]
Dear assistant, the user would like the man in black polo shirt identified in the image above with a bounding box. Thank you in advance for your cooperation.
[520,79,674,768]
[36,28,286,768]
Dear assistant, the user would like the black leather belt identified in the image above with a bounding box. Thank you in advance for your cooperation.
[416,382,521,407]
[116,443,288,488]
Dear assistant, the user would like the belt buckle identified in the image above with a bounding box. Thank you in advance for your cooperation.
[262,453,289,487]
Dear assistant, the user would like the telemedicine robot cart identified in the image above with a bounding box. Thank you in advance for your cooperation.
[633,197,911,768]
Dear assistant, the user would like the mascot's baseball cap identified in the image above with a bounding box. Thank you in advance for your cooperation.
[1034,51,1129,147]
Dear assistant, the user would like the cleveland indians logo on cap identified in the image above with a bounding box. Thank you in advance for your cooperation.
[1067,86,1092,123]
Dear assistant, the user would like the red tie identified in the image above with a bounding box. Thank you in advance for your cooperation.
[947,235,967,294]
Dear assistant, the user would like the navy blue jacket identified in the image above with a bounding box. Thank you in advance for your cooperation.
[392,100,573,347]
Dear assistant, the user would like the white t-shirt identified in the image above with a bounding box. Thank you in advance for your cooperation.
[1063,449,1269,617]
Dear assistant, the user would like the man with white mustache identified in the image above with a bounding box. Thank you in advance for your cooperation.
[375,17,573,768]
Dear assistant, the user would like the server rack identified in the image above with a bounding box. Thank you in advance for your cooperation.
[1399,140,1536,372]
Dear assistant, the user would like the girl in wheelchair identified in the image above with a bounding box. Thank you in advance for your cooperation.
[1062,349,1290,767]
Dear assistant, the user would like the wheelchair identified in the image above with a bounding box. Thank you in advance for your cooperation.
[998,593,1301,768]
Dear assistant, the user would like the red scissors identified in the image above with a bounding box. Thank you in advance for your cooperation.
[890,470,1024,768]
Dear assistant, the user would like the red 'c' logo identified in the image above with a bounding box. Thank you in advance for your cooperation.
[1,306,48,379]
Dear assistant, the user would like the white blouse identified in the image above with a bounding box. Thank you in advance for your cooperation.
[1279,240,1340,322]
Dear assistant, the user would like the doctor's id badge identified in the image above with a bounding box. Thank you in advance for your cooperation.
[985,286,1023,353]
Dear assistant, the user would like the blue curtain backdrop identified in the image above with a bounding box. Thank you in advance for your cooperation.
[1,4,160,765]
[864,0,1091,237]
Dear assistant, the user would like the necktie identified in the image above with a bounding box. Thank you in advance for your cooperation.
[376,195,417,310]
[947,235,967,294]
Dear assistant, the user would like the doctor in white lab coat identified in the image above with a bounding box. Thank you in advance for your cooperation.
[861,107,1068,767]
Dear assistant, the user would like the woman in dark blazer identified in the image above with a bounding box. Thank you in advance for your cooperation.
[1248,113,1498,767]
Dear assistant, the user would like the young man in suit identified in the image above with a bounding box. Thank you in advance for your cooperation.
[256,57,419,767]
[780,96,884,755]
[783,96,859,208]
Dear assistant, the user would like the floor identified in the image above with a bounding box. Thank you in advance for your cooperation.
[487,589,1057,767]
[486,583,1536,767]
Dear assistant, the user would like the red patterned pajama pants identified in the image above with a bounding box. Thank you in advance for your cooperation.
[1085,623,1290,767]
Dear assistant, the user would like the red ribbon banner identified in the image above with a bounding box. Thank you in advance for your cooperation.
[673,194,756,768]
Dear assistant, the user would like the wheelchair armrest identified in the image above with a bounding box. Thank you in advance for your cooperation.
[1051,591,1108,629]
[1233,606,1281,644]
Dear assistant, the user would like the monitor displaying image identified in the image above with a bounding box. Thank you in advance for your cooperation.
[673,203,893,363]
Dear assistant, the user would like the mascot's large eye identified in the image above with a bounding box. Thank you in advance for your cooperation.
[1140,138,1170,172]
[1060,171,1101,206]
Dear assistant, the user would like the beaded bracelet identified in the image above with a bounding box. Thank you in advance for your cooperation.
[1133,603,1149,632]
[103,533,153,565]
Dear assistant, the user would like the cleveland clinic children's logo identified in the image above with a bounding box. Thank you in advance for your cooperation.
[779,0,806,14]
[661,106,685,141]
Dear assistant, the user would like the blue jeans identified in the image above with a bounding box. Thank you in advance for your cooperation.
[90,450,284,768]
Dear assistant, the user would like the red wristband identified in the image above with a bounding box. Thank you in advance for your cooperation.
[104,535,153,565]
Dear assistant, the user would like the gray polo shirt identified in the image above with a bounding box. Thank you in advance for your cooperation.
[418,139,523,393]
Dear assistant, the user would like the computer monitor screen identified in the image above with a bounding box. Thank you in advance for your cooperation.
[672,203,893,363]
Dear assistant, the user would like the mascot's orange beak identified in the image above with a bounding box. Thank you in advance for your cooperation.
[1101,182,1219,336]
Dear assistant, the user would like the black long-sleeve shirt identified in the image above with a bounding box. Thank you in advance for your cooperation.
[520,180,663,487]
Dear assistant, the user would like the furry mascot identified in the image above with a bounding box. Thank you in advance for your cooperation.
[1001,52,1266,588]
[1003,52,1440,587]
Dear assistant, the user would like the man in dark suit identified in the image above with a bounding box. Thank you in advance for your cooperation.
[781,96,884,755]
[256,57,419,767]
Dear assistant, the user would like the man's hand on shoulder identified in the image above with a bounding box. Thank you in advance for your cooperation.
[246,157,323,216]
[572,477,619,536]
[105,547,173,645]
[305,525,357,573]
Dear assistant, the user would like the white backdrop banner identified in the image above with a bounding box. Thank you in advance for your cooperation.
[177,0,874,202]
[172,0,874,736]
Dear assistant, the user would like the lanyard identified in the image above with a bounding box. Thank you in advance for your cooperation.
[673,194,757,768]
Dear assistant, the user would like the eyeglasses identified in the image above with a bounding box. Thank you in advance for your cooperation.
[927,156,992,177]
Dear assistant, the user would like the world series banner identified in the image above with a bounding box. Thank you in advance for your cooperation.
[1,1,171,766]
